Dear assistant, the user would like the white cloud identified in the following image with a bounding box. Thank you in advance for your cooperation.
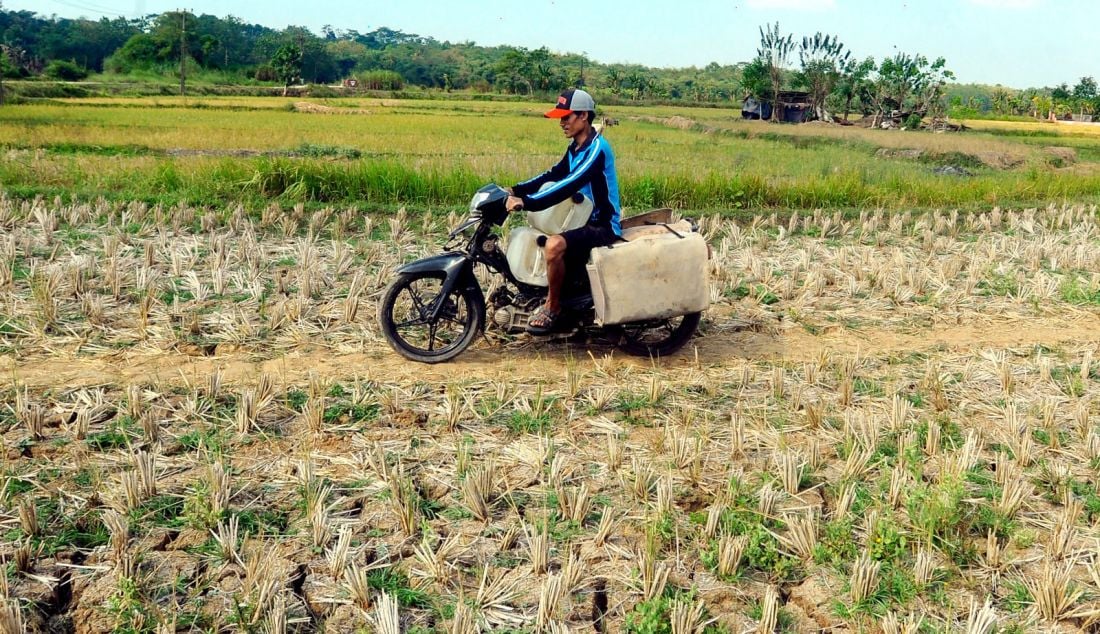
[968,0,1041,7]
[745,0,837,9]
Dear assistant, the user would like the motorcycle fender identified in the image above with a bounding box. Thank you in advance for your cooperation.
[397,253,482,321]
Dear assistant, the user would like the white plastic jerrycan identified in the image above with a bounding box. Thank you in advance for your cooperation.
[506,183,593,287]
[525,186,593,235]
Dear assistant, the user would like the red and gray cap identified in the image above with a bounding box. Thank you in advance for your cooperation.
[545,88,596,118]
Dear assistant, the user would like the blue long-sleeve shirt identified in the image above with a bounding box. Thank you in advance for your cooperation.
[512,130,622,236]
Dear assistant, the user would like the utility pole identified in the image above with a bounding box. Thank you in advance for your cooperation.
[179,9,187,96]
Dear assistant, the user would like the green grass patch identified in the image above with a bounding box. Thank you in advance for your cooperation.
[367,568,432,608]
[1060,276,1100,305]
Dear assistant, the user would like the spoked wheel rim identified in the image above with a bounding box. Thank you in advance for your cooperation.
[386,276,476,356]
[620,316,687,346]
[616,312,701,357]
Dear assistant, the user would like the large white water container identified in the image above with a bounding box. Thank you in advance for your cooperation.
[525,184,592,235]
[586,229,709,325]
[506,227,549,286]
[505,184,592,287]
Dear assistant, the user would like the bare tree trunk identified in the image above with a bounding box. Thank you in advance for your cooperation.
[0,45,7,105]
[179,11,187,97]
[769,74,782,122]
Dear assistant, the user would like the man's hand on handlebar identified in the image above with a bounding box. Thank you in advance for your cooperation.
[506,195,524,212]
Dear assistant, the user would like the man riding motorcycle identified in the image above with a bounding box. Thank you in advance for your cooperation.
[506,88,622,335]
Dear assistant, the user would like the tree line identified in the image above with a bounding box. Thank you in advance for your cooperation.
[2,8,1096,122]
[0,8,739,97]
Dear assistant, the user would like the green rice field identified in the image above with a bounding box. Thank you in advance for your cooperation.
[2,96,1099,212]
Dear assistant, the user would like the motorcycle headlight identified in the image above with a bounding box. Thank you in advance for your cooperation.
[469,191,491,214]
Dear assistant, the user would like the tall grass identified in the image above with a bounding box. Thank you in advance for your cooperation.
[3,152,1100,212]
[2,97,1100,211]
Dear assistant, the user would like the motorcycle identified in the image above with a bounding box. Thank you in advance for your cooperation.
[377,184,703,364]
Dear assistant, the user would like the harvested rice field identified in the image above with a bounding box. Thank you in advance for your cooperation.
[2,191,1100,633]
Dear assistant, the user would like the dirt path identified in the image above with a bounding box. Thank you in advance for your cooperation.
[6,312,1099,390]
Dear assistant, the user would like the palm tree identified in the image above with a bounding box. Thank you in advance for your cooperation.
[797,32,850,121]
[757,23,795,121]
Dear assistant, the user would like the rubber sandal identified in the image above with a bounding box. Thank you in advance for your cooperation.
[526,306,560,335]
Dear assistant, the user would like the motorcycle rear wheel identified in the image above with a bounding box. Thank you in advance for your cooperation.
[615,312,702,358]
[378,272,485,363]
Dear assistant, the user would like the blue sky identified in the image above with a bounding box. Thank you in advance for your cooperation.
[12,0,1094,89]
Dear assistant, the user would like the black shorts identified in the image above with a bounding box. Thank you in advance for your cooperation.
[560,224,620,266]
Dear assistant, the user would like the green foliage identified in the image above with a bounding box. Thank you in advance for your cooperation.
[323,400,380,425]
[294,143,362,159]
[24,497,110,554]
[235,507,291,534]
[44,59,89,81]
[1001,579,1032,613]
[0,5,962,116]
[905,476,977,565]
[615,390,659,413]
[504,409,554,434]
[0,473,34,502]
[129,494,187,529]
[178,424,229,454]
[977,272,1019,297]
[358,69,404,90]
[814,518,859,566]
[1060,276,1100,305]
[367,568,431,608]
[105,34,163,74]
[285,389,309,410]
[182,478,225,529]
[647,512,677,548]
[867,516,907,562]
[853,377,883,397]
[874,53,954,120]
[711,505,800,581]
[271,44,303,90]
[107,574,154,633]
[623,590,729,634]
[503,390,556,434]
[86,415,138,451]
[624,595,673,634]
[796,32,851,121]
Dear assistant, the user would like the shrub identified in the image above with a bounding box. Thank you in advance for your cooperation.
[359,69,404,90]
[254,64,277,82]
[44,60,89,81]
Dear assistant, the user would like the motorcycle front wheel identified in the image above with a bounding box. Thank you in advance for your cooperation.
[614,312,702,358]
[378,272,485,363]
